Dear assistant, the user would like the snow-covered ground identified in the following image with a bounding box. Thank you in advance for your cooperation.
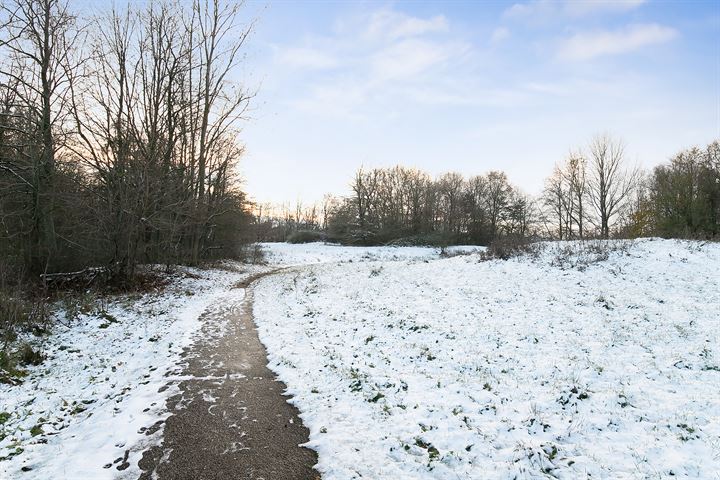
[3,240,718,479]
[254,239,720,479]
[0,243,465,478]
[0,263,265,479]
[260,241,483,266]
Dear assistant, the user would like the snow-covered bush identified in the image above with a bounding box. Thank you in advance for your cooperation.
[482,236,541,260]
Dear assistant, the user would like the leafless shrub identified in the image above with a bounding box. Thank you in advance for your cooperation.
[239,243,267,265]
[0,289,49,343]
[439,249,471,259]
[18,343,44,366]
[0,349,25,385]
[481,237,542,261]
[287,230,325,244]
[549,240,634,270]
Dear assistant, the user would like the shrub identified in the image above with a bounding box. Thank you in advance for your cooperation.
[342,229,378,246]
[287,230,326,244]
[237,243,267,265]
[250,243,267,264]
[0,350,26,385]
[549,240,634,270]
[18,343,44,366]
[483,236,539,260]
[0,290,48,343]
[388,232,457,248]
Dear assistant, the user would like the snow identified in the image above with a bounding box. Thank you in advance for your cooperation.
[253,239,720,479]
[2,239,718,479]
[0,263,264,479]
[259,241,484,266]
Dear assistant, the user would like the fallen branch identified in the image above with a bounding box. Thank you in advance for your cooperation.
[40,267,110,289]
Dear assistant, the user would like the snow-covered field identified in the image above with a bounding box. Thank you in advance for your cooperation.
[254,239,720,479]
[0,243,465,478]
[2,240,718,479]
[0,263,264,479]
[260,241,483,266]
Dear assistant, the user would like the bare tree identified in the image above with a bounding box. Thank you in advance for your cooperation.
[587,134,640,238]
[542,152,588,240]
[542,164,567,239]
[484,171,511,239]
[0,0,83,273]
[188,0,254,263]
[564,152,587,239]
[436,172,464,236]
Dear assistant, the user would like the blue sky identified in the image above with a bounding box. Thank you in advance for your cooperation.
[236,0,720,205]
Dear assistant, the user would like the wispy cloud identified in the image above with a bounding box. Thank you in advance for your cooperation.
[370,39,464,81]
[558,23,678,61]
[564,0,646,16]
[490,27,510,44]
[505,0,646,19]
[273,7,472,118]
[275,47,338,69]
[364,8,448,41]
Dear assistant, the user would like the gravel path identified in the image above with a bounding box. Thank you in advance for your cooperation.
[136,273,319,480]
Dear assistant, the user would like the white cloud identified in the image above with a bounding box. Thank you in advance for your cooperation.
[270,7,472,119]
[504,1,548,18]
[289,37,469,119]
[365,9,448,41]
[505,0,646,19]
[564,0,646,16]
[275,47,338,69]
[291,82,370,119]
[558,24,678,61]
[491,27,511,44]
[370,39,461,81]
[402,84,531,108]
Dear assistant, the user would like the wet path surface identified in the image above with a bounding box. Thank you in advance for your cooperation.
[137,273,319,480]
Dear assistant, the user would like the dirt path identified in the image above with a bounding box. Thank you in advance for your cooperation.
[137,271,319,480]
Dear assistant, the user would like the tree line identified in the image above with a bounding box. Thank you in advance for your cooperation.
[331,167,533,245]
[259,135,719,245]
[0,0,254,284]
[542,136,719,240]
[647,141,719,237]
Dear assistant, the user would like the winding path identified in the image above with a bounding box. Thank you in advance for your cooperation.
[137,271,319,480]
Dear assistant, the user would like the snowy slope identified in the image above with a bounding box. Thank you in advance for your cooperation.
[0,264,264,479]
[253,239,720,479]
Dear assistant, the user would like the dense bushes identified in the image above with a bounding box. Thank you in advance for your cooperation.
[287,230,327,244]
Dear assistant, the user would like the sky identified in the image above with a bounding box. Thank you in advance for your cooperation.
[234,0,720,206]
